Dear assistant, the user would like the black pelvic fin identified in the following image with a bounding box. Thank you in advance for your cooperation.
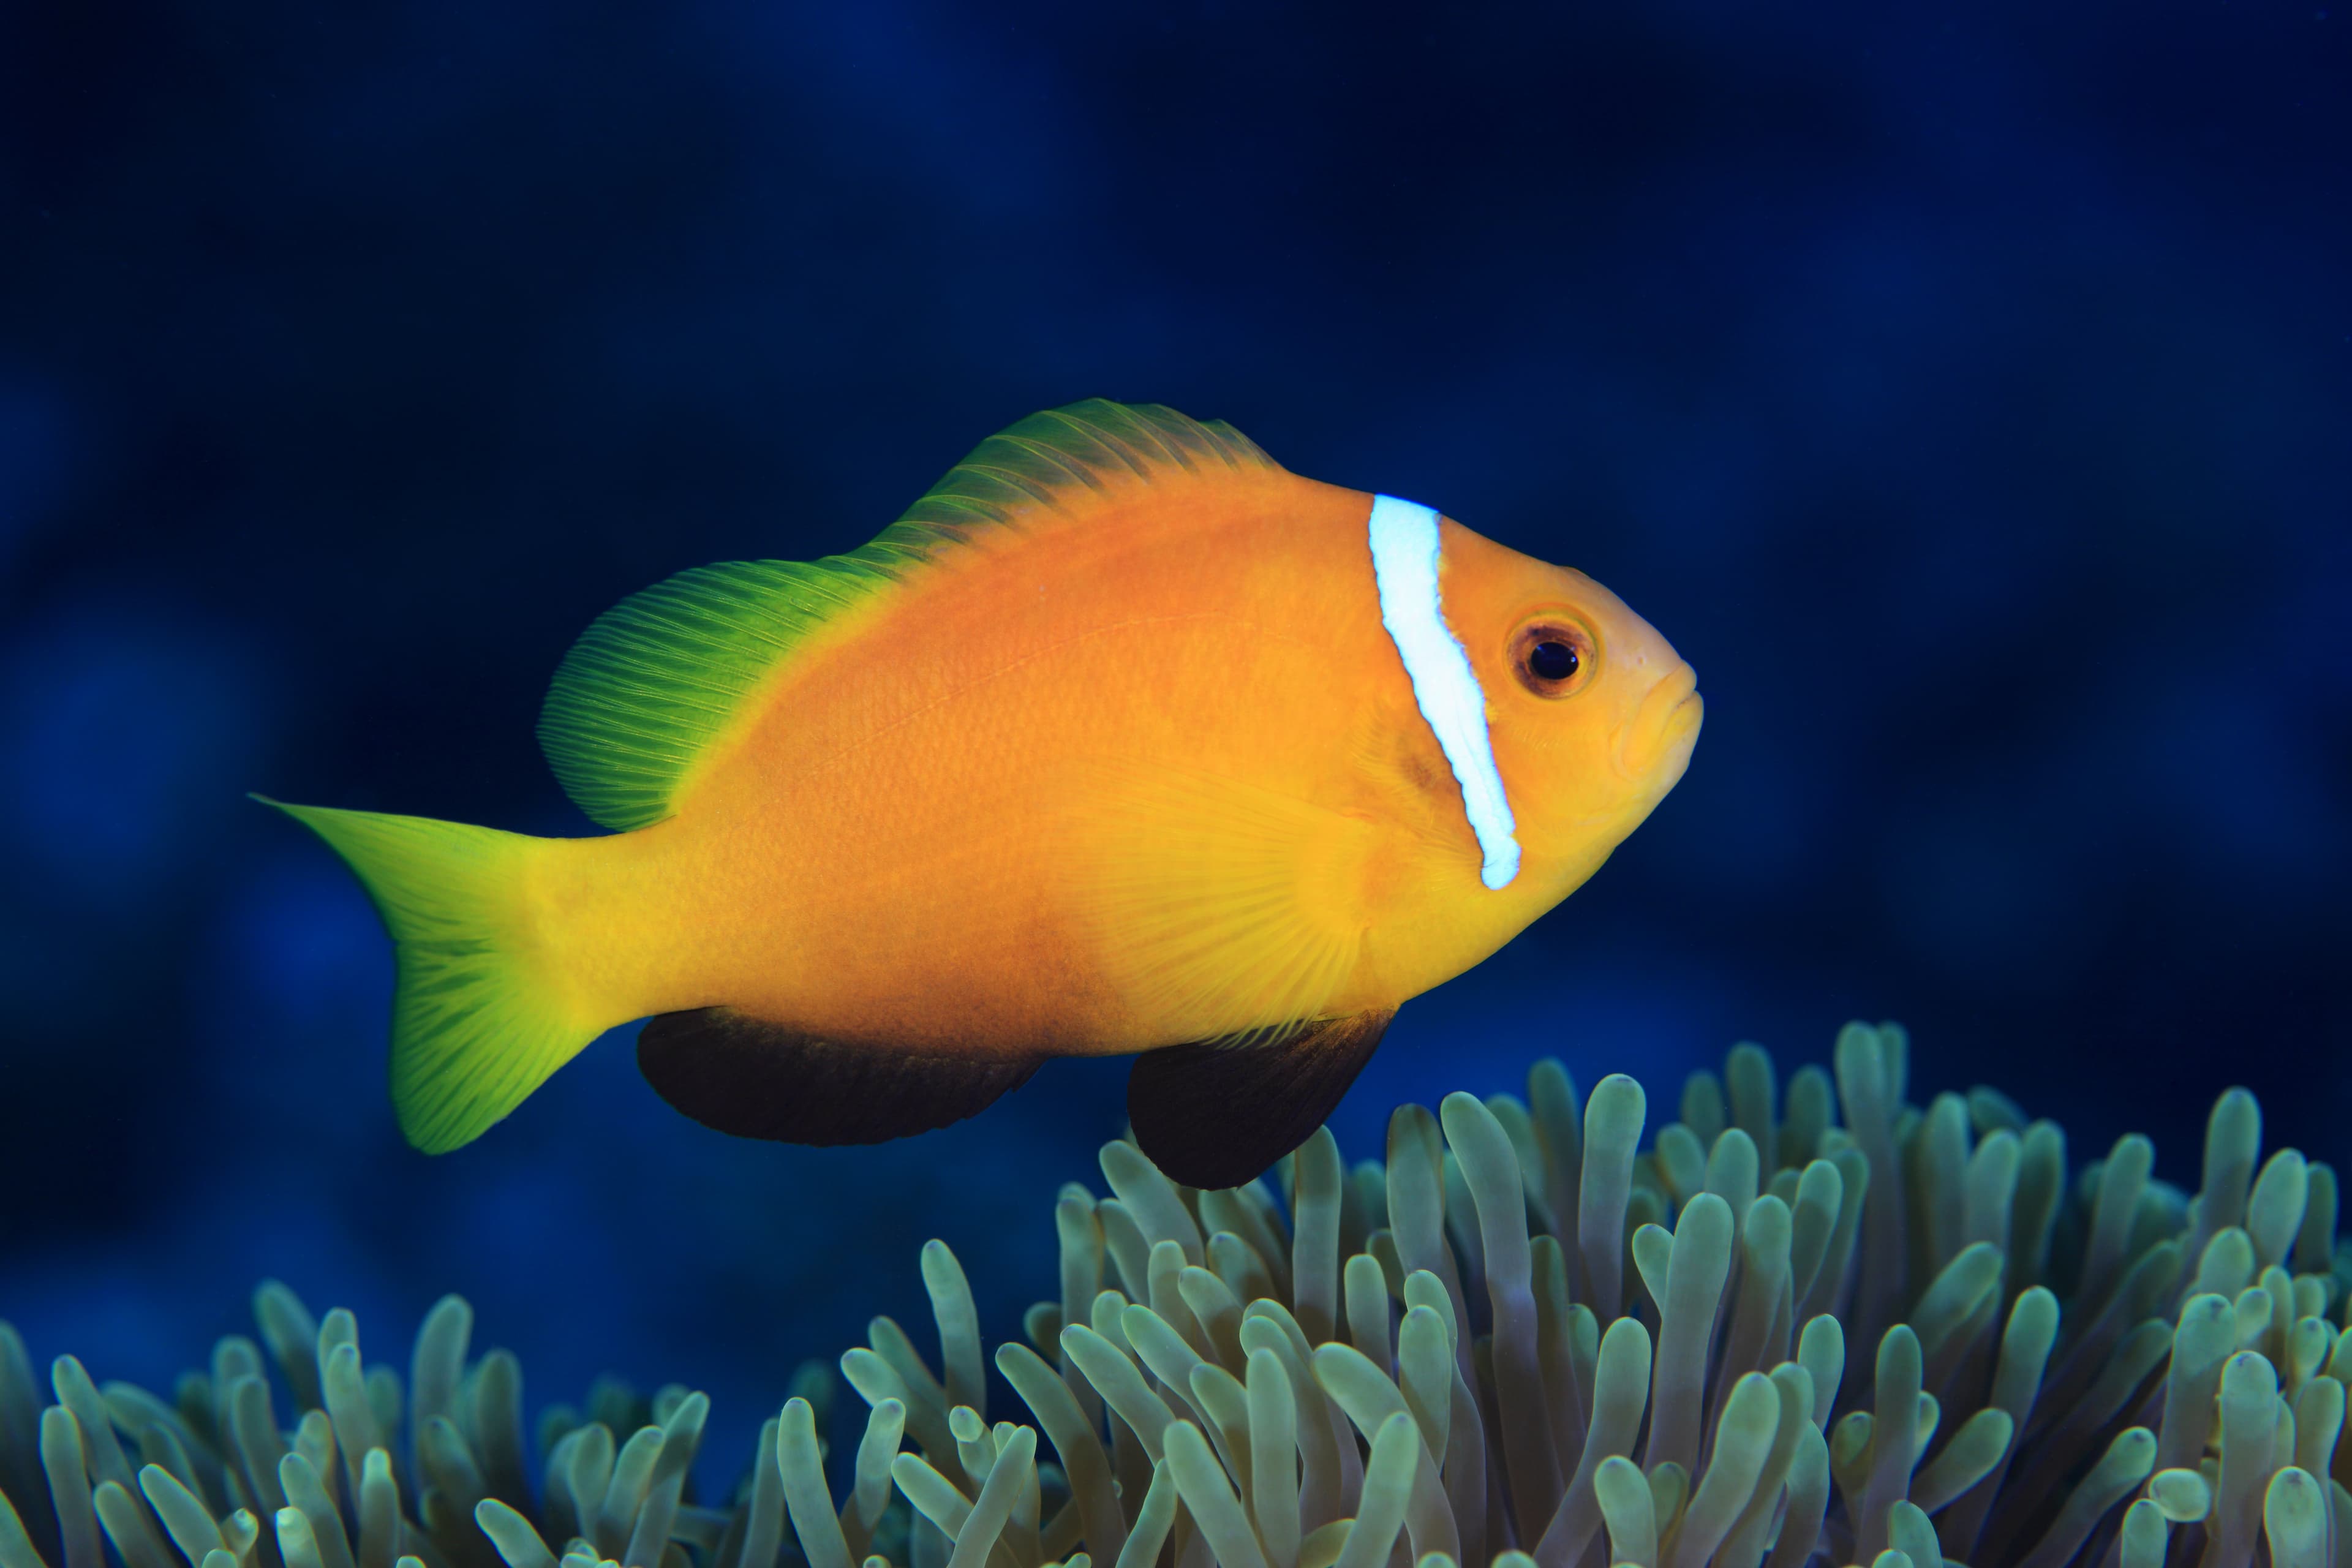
[1126,1009,1396,1190]
[638,1008,1041,1145]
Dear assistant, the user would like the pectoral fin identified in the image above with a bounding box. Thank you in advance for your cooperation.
[1126,1009,1396,1189]
[638,1009,1041,1145]
[1068,761,1380,1046]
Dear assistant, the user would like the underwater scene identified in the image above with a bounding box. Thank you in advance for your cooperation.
[2,3,2347,1567]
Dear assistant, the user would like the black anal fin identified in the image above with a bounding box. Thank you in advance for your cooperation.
[638,1009,1041,1145]
[1126,1009,1396,1190]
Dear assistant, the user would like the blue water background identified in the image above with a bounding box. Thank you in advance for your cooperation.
[2,0,2348,1487]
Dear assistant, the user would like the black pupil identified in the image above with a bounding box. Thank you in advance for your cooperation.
[1529,640,1579,682]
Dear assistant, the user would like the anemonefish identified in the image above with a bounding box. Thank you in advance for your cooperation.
[265,401,1702,1188]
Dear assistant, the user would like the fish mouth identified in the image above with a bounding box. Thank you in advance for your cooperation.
[1613,662,1703,783]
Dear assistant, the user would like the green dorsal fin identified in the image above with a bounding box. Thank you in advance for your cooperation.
[535,558,887,831]
[893,398,1278,542]
[537,400,1281,831]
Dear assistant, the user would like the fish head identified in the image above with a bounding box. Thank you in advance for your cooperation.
[1439,519,1703,890]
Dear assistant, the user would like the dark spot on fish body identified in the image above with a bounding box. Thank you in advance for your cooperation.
[1398,746,1447,799]
[1378,703,1457,803]
[1352,697,1465,834]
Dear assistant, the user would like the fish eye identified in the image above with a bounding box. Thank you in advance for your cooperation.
[1511,621,1596,697]
[1529,641,1577,681]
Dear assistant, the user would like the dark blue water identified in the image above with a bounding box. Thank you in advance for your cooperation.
[3,0,2346,1484]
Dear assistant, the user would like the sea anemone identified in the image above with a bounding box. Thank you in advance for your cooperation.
[2,1022,2343,1568]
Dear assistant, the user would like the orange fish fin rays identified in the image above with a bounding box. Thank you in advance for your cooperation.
[1067,761,1378,1044]
[538,401,1282,831]
[1127,1009,1396,1189]
[636,1009,1041,1144]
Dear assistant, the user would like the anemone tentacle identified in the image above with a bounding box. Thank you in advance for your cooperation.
[5,1023,2343,1568]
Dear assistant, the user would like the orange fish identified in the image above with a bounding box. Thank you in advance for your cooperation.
[265,401,1701,1186]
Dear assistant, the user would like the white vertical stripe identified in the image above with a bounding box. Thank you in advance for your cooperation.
[1366,495,1520,890]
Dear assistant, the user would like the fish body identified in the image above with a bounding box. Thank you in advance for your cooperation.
[271,402,1701,1185]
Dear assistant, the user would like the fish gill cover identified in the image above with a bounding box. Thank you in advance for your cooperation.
[4,1024,2343,1568]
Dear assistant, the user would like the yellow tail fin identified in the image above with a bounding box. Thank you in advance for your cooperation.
[257,797,598,1153]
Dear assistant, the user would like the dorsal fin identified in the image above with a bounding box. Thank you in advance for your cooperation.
[537,401,1283,830]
